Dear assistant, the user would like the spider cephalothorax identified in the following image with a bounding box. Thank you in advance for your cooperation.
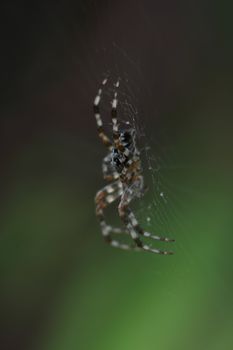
[93,78,175,254]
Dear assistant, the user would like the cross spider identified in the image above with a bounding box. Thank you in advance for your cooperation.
[94,78,175,254]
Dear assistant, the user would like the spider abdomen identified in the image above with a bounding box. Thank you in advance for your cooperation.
[111,148,128,173]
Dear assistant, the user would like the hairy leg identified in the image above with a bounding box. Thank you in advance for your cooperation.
[93,78,112,149]
[111,80,120,144]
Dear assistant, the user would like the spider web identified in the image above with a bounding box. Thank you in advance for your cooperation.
[115,79,188,246]
[91,62,194,249]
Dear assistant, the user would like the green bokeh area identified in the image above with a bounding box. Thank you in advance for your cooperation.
[1,126,232,350]
[1,1,233,349]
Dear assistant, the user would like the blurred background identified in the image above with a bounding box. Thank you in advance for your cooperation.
[1,1,233,349]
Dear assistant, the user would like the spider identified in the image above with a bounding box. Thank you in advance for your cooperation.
[93,78,175,254]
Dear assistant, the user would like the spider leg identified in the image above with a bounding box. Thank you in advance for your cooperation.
[111,80,126,153]
[110,206,174,243]
[95,181,134,251]
[111,80,120,144]
[93,78,112,150]
[118,180,175,255]
[127,209,175,243]
[102,154,119,182]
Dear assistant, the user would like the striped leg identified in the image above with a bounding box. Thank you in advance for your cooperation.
[111,80,130,161]
[93,79,112,149]
[127,209,175,243]
[118,186,174,255]
[95,181,134,251]
[111,80,120,143]
[102,154,119,182]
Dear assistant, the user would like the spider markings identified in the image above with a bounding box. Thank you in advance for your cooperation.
[94,78,175,255]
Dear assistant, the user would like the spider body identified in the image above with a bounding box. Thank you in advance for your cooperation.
[111,129,139,180]
[93,79,175,254]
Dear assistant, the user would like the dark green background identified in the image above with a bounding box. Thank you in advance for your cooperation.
[1,1,233,349]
